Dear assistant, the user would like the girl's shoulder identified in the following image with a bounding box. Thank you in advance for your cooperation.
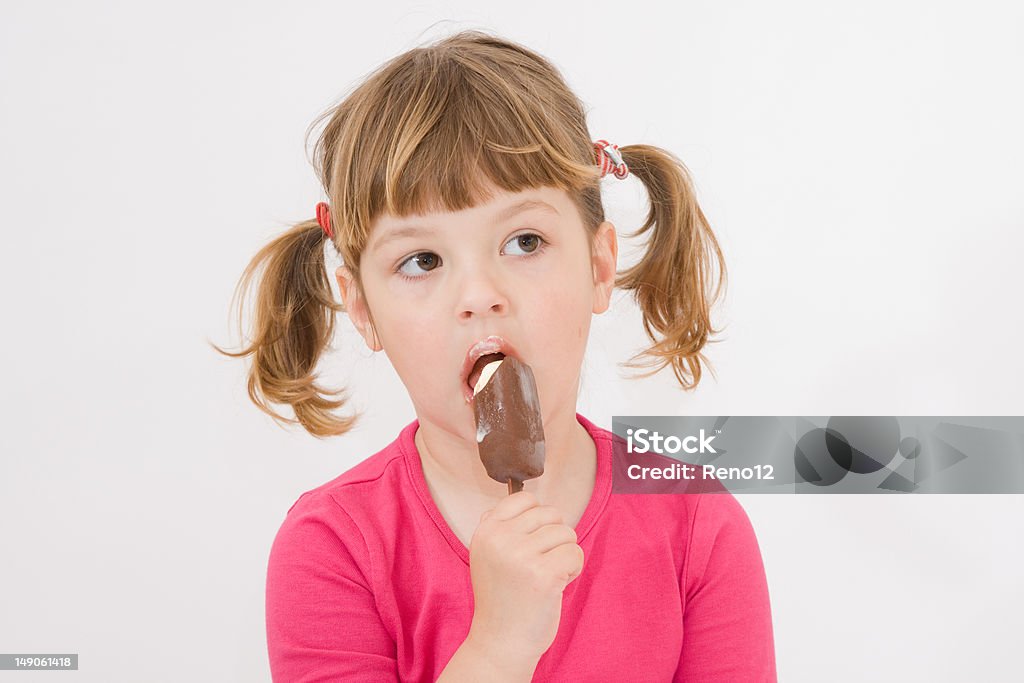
[283,422,414,519]
[268,428,414,575]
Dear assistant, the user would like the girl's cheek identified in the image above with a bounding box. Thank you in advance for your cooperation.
[539,275,584,314]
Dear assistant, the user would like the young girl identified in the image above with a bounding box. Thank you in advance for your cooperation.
[221,30,776,682]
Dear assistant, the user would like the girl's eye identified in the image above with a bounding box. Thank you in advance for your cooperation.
[504,233,544,256]
[396,252,441,279]
[395,232,548,281]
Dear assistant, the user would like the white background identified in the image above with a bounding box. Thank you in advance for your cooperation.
[2,1,1023,681]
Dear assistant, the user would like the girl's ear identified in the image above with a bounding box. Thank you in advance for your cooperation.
[591,221,618,314]
[335,266,382,352]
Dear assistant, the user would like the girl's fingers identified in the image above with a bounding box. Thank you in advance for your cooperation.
[486,490,540,521]
[542,543,586,584]
[514,505,566,535]
[527,523,578,554]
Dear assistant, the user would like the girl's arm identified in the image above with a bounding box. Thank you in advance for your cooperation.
[439,490,583,682]
[676,492,778,681]
[436,632,540,682]
[265,492,398,682]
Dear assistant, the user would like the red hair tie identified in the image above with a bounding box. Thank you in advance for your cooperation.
[594,139,629,179]
[315,202,333,239]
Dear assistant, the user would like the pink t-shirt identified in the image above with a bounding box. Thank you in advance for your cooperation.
[265,413,776,681]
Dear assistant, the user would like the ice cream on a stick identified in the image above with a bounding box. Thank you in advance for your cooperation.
[471,355,546,494]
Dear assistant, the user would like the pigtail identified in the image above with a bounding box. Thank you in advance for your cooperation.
[211,220,357,438]
[612,144,728,390]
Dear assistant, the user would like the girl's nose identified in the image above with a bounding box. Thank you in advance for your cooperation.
[456,268,510,321]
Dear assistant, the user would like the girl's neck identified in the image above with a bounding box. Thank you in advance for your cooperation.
[414,404,596,507]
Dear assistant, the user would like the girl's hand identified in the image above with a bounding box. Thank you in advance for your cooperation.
[465,490,585,666]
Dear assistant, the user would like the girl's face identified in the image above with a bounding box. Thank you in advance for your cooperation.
[336,183,617,440]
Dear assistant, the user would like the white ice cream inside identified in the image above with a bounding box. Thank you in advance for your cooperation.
[473,359,504,396]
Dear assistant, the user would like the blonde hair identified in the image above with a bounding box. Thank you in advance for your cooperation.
[212,29,727,438]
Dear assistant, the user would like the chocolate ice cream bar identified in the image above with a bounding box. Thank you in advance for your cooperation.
[471,355,546,494]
